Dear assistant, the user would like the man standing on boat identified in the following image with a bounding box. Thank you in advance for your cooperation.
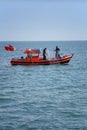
[43,48,47,60]
[55,46,61,59]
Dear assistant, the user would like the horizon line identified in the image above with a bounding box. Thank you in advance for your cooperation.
[0,40,87,42]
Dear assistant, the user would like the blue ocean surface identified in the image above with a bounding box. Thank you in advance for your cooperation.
[0,41,87,130]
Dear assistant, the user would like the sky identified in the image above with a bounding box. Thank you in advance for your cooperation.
[0,0,87,41]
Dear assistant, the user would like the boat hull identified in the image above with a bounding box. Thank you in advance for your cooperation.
[10,54,73,66]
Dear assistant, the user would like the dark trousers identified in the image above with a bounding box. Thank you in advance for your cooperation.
[43,54,46,60]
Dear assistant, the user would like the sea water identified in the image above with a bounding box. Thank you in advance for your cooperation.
[0,41,87,130]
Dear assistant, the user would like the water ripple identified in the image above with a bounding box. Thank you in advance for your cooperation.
[0,41,87,129]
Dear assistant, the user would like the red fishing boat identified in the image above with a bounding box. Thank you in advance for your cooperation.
[10,48,73,65]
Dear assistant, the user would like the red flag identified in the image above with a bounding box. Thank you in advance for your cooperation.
[4,45,16,51]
